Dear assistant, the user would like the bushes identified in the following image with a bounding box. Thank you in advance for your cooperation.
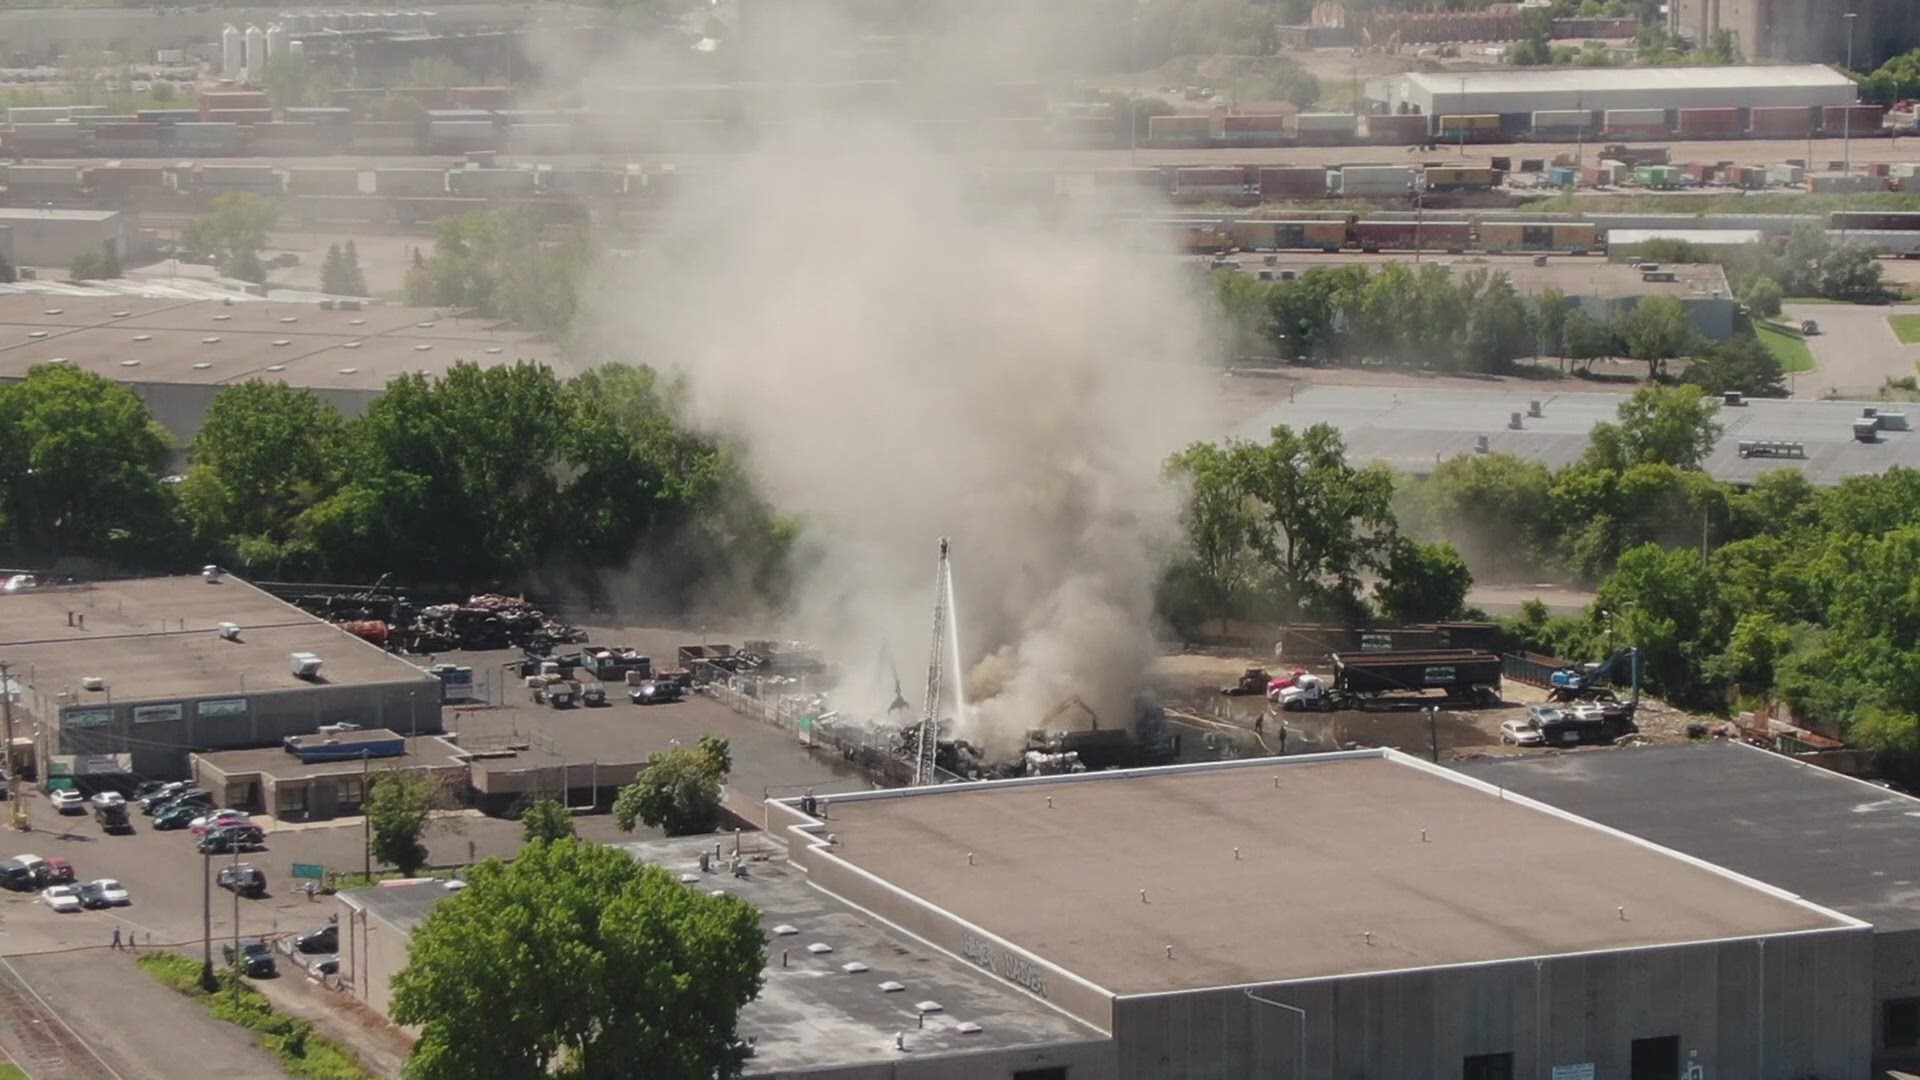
[136,952,369,1080]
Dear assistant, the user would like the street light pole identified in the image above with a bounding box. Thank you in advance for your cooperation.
[1845,13,1859,175]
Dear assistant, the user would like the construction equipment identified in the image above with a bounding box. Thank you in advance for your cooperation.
[913,538,953,786]
[1221,667,1273,696]
[1547,647,1640,721]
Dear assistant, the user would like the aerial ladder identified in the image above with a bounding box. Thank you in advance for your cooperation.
[913,538,952,786]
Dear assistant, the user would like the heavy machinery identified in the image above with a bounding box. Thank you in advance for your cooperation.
[1271,649,1502,711]
[1546,647,1640,727]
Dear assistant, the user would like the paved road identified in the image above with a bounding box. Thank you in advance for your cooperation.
[1786,301,1920,398]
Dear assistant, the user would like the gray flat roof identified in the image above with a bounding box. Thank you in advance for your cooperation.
[1454,742,1920,932]
[0,208,120,223]
[1401,64,1854,95]
[1232,384,1917,485]
[619,835,1108,1073]
[341,880,457,935]
[0,576,436,705]
[799,752,1850,995]
[0,294,556,391]
[196,734,464,782]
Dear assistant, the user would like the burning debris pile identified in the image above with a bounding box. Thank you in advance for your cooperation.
[281,585,586,654]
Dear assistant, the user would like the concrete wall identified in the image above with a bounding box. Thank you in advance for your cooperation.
[1564,293,1737,344]
[747,1041,1117,1080]
[0,213,130,266]
[1112,928,1874,1080]
[55,679,443,778]
[340,899,412,1026]
[1875,928,1920,1070]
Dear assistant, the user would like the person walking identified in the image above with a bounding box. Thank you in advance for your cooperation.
[109,927,121,950]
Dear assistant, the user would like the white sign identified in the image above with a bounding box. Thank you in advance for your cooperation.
[197,698,248,718]
[132,703,183,724]
[1552,1066,1595,1080]
[61,708,111,731]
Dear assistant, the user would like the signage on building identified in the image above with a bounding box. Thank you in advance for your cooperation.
[197,698,248,719]
[959,932,1050,999]
[1552,1066,1595,1080]
[60,708,111,731]
[291,863,326,881]
[52,754,131,777]
[132,703,183,724]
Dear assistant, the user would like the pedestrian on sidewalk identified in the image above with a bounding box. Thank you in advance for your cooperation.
[126,928,136,952]
[109,927,121,950]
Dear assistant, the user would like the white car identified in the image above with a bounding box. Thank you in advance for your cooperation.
[89,791,126,809]
[39,885,81,913]
[80,878,130,908]
[1499,719,1546,747]
[49,790,83,814]
[190,809,250,831]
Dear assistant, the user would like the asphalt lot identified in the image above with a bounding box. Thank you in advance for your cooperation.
[1786,300,1920,398]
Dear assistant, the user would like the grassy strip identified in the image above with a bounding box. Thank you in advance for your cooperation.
[1757,321,1818,374]
[136,953,370,1080]
[1890,314,1920,344]
[0,1064,25,1079]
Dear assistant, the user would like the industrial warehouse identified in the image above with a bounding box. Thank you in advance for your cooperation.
[1384,64,1859,120]
[746,751,1871,1079]
[0,574,444,782]
[1458,742,1920,1074]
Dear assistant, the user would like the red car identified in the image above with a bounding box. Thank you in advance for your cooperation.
[41,857,74,885]
[190,811,251,837]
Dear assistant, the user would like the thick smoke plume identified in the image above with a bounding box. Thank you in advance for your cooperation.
[579,37,1219,755]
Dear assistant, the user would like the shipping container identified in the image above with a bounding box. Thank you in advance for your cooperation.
[451,167,537,197]
[90,122,163,141]
[1364,113,1428,142]
[1294,112,1359,133]
[1422,166,1496,191]
[1054,114,1120,148]
[1675,107,1740,137]
[8,106,72,125]
[374,167,450,196]
[288,167,361,196]
[1353,219,1471,252]
[8,122,82,146]
[1809,173,1886,194]
[1548,166,1579,186]
[538,168,623,198]
[1175,166,1250,191]
[392,87,456,110]
[1748,105,1813,137]
[1273,219,1348,251]
[1830,210,1920,231]
[205,109,273,124]
[350,121,419,153]
[195,165,281,194]
[1258,166,1327,198]
[1603,107,1668,128]
[295,194,390,227]
[1823,104,1887,132]
[173,122,241,154]
[0,164,82,190]
[1228,220,1279,249]
[1768,163,1805,185]
[450,86,514,110]
[1148,220,1228,253]
[1335,164,1416,196]
[1530,109,1593,132]
[389,195,489,226]
[425,120,498,153]
[1147,114,1214,143]
[1581,164,1611,187]
[1223,113,1291,133]
[197,90,268,121]
[1093,167,1170,193]
[84,165,167,193]
[1480,220,1597,253]
[135,109,200,124]
[250,121,321,151]
[284,107,354,125]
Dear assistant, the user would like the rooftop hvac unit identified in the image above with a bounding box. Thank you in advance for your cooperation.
[81,676,105,691]
[217,622,241,641]
[202,564,225,583]
[290,652,324,679]
[1880,412,1910,431]
[1723,391,1746,406]
[1527,400,1542,417]
[1475,434,1491,453]
[1853,419,1880,443]
[1508,412,1523,430]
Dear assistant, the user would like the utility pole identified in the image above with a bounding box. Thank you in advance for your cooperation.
[1426,705,1440,764]
[361,749,372,877]
[1844,12,1859,175]
[201,846,215,989]
[230,844,242,979]
[0,659,19,831]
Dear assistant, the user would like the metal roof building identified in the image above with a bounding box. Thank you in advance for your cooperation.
[1232,385,1917,485]
[1390,64,1856,116]
[1455,742,1920,1072]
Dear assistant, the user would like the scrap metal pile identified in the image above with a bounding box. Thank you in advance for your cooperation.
[282,585,587,654]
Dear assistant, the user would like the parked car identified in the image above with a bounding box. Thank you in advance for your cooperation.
[78,878,130,908]
[0,855,46,891]
[39,885,81,913]
[133,780,171,801]
[1801,319,1820,335]
[41,857,74,885]
[200,826,265,855]
[293,923,337,954]
[140,783,192,813]
[216,863,267,897]
[628,681,685,705]
[49,789,83,814]
[89,791,126,809]
[191,810,251,836]
[153,803,204,830]
[222,938,275,977]
[1499,719,1546,747]
[94,801,132,833]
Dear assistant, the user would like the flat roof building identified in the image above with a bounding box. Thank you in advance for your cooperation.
[0,575,443,782]
[192,729,466,822]
[0,294,557,443]
[1389,64,1856,117]
[0,208,136,266]
[766,750,1872,1079]
[1455,741,1920,1071]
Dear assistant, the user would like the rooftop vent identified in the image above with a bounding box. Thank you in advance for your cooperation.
[415,321,436,328]
[43,308,62,315]
[413,343,433,351]
[212,313,231,321]
[956,1022,983,1035]
[841,961,869,974]
[266,364,286,372]
[289,652,324,680]
[271,339,290,347]
[217,622,241,641]
[27,331,47,339]
[348,318,366,326]
[202,336,221,344]
[915,1001,943,1014]
[771,924,798,936]
[485,347,504,355]
[81,676,105,691]
[111,310,130,318]
[878,981,905,993]
[192,362,211,370]
[120,360,139,367]
[1723,391,1746,406]
[807,943,834,955]
[279,316,297,324]
[202,565,225,583]
[132,334,152,342]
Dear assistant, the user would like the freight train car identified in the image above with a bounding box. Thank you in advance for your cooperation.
[1353,219,1470,253]
[1272,219,1348,251]
[1829,210,1920,231]
[389,195,488,225]
[1363,113,1428,144]
[295,194,391,227]
[1422,166,1497,192]
[1479,220,1597,254]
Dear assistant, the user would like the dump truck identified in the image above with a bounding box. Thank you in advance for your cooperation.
[1271,649,1502,710]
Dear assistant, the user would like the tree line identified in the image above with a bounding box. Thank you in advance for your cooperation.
[1167,383,1920,751]
[0,361,791,606]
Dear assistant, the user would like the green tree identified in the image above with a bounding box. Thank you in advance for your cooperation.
[1396,452,1553,575]
[0,364,175,564]
[1818,243,1885,300]
[1533,287,1570,357]
[366,772,433,876]
[1562,307,1613,366]
[225,246,267,284]
[614,736,733,836]
[1460,272,1533,371]
[1240,423,1397,619]
[519,797,576,844]
[342,240,369,296]
[1375,538,1473,623]
[320,242,347,295]
[149,80,176,102]
[1615,295,1697,379]
[177,382,344,574]
[1584,385,1724,471]
[182,193,279,272]
[390,839,763,1080]
[1743,275,1783,318]
[98,240,121,279]
[0,252,14,283]
[1678,332,1787,399]
[1163,440,1263,632]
